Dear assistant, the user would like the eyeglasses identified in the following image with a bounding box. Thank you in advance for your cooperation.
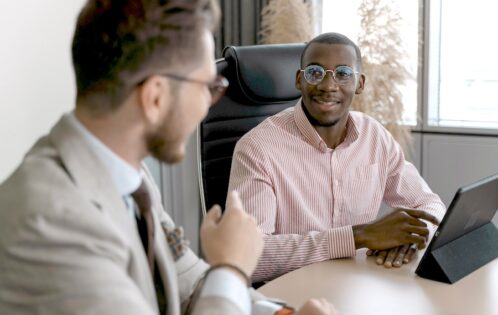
[300,65,358,86]
[160,73,229,105]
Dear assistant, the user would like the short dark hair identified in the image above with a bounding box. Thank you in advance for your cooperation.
[72,0,220,112]
[300,32,362,69]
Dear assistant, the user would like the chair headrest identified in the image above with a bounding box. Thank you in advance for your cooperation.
[222,43,305,104]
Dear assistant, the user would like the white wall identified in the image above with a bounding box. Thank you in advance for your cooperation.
[0,1,86,182]
[0,1,201,252]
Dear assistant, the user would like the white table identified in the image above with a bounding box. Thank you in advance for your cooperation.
[258,249,498,315]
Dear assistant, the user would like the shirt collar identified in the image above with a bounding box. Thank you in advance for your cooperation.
[66,112,142,196]
[294,100,359,152]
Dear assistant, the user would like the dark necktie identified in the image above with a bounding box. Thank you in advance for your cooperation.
[131,181,155,272]
[131,181,167,313]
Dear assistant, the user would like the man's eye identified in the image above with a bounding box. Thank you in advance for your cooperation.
[336,69,352,78]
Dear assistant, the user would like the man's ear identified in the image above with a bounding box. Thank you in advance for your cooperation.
[138,75,170,125]
[295,69,303,91]
[355,73,366,95]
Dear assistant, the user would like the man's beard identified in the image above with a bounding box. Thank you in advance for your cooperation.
[147,129,185,164]
[145,96,185,164]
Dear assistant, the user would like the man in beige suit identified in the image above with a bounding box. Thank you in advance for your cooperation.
[0,0,335,315]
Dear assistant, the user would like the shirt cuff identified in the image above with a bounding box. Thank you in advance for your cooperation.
[199,269,251,315]
[327,226,357,258]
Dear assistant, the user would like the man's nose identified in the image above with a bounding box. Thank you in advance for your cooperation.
[317,73,339,91]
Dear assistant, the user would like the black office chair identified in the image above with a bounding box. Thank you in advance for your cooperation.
[197,43,305,215]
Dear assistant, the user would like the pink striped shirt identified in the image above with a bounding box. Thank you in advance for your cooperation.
[228,102,446,282]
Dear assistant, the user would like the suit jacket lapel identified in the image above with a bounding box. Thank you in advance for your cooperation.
[48,115,159,312]
[142,171,181,315]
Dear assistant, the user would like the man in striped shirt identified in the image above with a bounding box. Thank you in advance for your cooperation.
[228,32,446,283]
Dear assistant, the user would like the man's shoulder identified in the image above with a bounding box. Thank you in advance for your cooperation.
[0,137,86,229]
[350,111,385,127]
[238,107,295,144]
[349,111,393,138]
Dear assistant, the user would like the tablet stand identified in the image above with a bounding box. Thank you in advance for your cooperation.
[415,222,498,284]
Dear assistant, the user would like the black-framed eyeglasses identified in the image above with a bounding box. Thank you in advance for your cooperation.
[300,64,359,86]
[160,73,229,105]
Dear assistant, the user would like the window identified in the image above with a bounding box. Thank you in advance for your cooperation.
[322,0,498,131]
[427,0,498,130]
[321,0,419,125]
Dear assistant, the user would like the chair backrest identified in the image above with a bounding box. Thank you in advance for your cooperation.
[197,43,305,215]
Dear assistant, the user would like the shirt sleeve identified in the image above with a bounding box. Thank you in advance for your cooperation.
[228,137,356,282]
[199,269,251,315]
[382,131,446,224]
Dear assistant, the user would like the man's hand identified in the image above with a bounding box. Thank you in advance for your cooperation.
[200,191,263,280]
[352,209,439,251]
[297,298,337,315]
[366,244,418,268]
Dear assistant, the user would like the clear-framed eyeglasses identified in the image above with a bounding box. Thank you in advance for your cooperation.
[300,64,359,86]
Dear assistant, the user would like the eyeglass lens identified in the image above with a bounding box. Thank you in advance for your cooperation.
[303,65,355,86]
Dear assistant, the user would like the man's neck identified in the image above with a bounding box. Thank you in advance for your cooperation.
[314,121,348,149]
[300,101,349,149]
[74,106,145,170]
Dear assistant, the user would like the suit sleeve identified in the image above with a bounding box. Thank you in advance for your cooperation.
[142,165,259,315]
[0,208,157,315]
[141,165,210,308]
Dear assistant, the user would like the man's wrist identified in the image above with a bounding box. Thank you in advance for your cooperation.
[352,224,367,249]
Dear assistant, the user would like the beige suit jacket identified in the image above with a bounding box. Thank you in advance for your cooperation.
[0,115,244,315]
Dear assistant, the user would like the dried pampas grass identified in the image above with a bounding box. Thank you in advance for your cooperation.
[259,0,314,44]
[354,0,414,156]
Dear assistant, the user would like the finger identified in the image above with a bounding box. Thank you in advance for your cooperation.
[405,216,428,228]
[384,247,399,268]
[394,210,428,227]
[403,209,440,226]
[376,250,388,265]
[406,234,427,250]
[225,190,244,212]
[318,297,328,307]
[200,205,222,237]
[393,244,409,267]
[368,249,380,257]
[330,301,338,315]
[405,225,430,237]
[320,298,336,314]
[403,246,417,263]
[204,205,222,225]
[317,298,335,313]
